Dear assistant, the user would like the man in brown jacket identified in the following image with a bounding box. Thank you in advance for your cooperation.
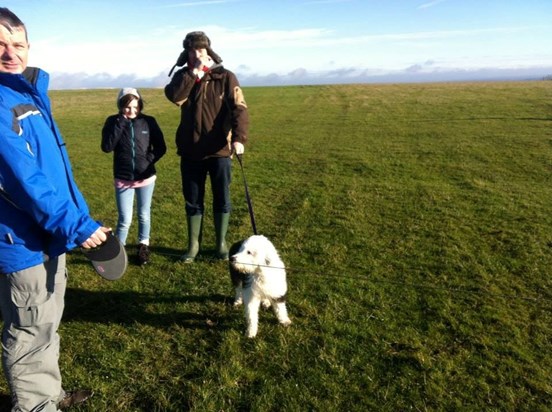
[165,31,249,262]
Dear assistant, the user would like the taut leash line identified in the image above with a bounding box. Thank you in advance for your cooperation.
[236,154,258,235]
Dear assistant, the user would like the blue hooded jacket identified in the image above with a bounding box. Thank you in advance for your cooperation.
[0,67,99,274]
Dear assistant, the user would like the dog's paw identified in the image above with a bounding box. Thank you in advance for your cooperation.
[261,299,271,309]
[233,298,243,307]
[280,318,292,327]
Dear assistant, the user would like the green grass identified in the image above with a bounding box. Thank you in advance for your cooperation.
[1,81,551,411]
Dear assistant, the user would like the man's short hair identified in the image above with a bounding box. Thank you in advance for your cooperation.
[0,8,27,41]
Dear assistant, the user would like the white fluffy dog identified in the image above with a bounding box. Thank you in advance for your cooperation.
[229,235,291,338]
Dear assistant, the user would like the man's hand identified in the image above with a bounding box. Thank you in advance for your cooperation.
[191,49,214,78]
[81,226,112,249]
[232,142,245,155]
[194,53,213,70]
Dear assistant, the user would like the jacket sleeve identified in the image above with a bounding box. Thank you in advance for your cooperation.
[164,68,197,106]
[101,114,127,153]
[226,71,249,145]
[0,115,99,248]
[147,117,167,163]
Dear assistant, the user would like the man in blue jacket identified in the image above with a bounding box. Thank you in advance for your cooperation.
[0,8,110,411]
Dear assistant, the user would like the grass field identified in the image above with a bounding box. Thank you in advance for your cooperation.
[1,81,551,411]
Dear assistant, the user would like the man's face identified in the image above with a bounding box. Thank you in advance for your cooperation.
[188,48,208,67]
[0,25,29,74]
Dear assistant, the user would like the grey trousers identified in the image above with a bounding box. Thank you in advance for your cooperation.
[0,255,67,412]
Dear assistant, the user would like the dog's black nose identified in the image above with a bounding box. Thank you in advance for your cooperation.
[229,255,236,262]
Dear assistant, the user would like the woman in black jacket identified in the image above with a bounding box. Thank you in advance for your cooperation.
[101,88,166,264]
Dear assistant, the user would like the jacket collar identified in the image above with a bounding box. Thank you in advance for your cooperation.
[0,67,48,94]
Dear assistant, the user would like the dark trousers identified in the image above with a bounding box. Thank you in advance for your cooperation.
[180,157,232,216]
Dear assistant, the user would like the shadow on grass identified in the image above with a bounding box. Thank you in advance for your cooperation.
[128,244,184,263]
[0,394,10,411]
[70,245,234,266]
[63,288,235,330]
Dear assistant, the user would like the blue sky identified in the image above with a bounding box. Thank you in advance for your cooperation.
[5,0,552,89]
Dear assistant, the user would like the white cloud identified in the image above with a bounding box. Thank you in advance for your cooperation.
[418,0,447,10]
[303,0,354,4]
[28,22,552,85]
[153,0,232,8]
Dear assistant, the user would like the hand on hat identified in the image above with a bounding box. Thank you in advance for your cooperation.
[81,226,112,249]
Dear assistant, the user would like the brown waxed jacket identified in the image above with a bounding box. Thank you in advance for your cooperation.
[164,64,249,160]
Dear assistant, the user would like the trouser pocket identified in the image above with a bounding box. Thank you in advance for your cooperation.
[1,260,63,329]
[12,289,57,328]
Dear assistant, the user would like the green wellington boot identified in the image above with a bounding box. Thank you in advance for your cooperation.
[214,212,230,260]
[181,215,203,263]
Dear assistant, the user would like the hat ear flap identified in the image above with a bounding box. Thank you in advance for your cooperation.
[206,46,222,64]
[168,50,189,76]
[176,50,189,67]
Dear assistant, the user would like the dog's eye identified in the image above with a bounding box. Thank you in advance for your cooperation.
[247,251,252,255]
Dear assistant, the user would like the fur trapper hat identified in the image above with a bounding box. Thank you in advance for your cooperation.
[168,31,222,76]
[183,31,211,50]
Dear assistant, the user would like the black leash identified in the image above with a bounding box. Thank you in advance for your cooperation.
[235,154,258,235]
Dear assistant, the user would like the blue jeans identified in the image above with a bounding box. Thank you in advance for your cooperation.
[115,180,155,245]
[180,157,232,216]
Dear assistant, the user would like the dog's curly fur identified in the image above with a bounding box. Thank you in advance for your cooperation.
[229,235,291,338]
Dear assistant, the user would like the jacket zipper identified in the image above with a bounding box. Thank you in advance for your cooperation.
[130,120,136,180]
